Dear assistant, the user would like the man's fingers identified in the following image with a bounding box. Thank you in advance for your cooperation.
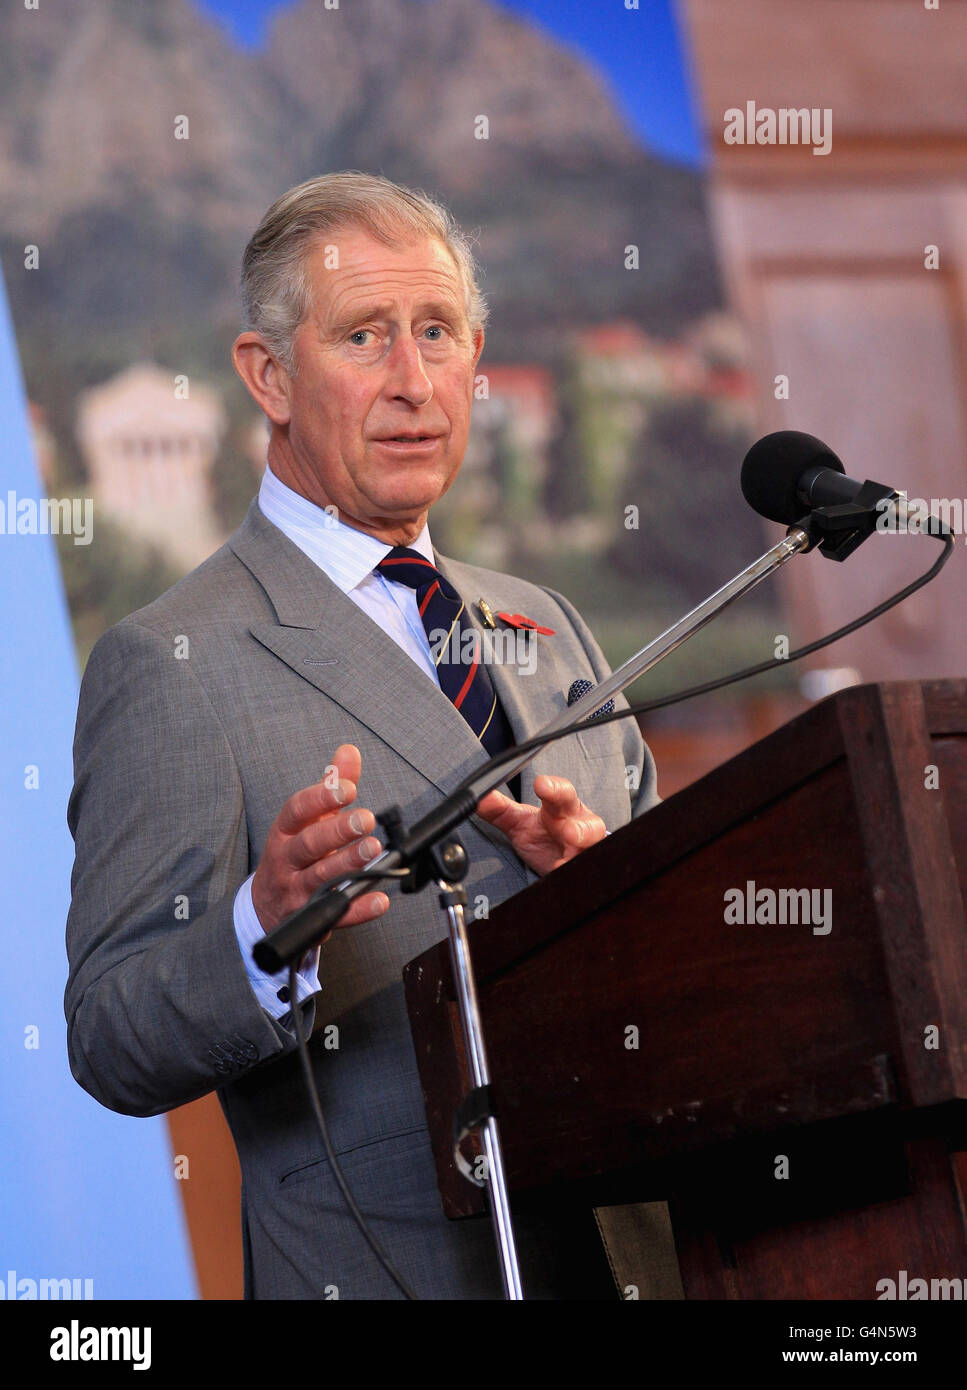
[534,776,606,848]
[274,746,364,836]
[287,806,376,870]
[328,743,362,785]
[559,813,606,847]
[299,833,383,893]
[275,776,357,836]
[475,788,521,827]
[533,774,582,820]
[333,891,390,929]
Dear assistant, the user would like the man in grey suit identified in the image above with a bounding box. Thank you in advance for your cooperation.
[65,172,659,1299]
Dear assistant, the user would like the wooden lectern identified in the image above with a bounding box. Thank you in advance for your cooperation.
[403,680,967,1299]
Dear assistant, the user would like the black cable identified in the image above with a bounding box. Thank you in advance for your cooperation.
[285,526,953,1300]
[451,528,955,792]
[331,528,953,886]
[288,964,419,1300]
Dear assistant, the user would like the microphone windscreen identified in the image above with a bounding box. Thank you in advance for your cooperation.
[741,431,845,524]
[567,679,615,719]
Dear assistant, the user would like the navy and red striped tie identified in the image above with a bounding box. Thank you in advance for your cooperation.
[375,546,515,760]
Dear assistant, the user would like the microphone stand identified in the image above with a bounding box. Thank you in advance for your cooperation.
[255,521,814,1299]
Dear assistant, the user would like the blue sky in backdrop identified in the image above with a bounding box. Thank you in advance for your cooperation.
[195,0,703,166]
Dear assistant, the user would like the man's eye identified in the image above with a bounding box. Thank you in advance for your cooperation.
[349,330,371,346]
[425,325,446,340]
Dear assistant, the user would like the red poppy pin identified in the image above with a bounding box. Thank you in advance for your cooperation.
[495,611,556,636]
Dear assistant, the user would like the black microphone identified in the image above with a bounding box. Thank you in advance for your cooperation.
[741,430,950,543]
[741,431,858,524]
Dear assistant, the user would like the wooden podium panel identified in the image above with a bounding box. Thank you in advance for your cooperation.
[403,681,967,1297]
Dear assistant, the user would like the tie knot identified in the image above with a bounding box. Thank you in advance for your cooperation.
[376,546,450,597]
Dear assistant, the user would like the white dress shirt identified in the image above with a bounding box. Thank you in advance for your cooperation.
[233,462,444,1019]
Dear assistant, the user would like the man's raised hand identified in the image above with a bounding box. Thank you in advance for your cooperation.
[251,744,389,934]
[476,774,607,877]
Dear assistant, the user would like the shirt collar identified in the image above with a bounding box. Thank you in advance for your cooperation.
[258,459,435,594]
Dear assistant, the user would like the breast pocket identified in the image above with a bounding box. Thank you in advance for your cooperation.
[567,731,635,830]
[576,722,628,764]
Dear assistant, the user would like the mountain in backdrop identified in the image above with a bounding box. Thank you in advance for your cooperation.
[0,0,720,392]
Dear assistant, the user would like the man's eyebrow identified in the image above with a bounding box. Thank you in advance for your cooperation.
[328,298,463,332]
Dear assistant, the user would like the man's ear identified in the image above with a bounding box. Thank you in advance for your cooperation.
[232,332,292,426]
[471,326,485,372]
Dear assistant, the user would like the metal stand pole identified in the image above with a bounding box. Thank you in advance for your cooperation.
[439,877,524,1300]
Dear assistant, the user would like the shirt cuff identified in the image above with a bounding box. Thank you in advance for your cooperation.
[233,873,321,1019]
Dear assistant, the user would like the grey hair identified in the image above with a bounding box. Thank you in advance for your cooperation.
[240,171,488,374]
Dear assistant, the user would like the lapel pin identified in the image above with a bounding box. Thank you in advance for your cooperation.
[496,611,556,636]
[477,597,497,629]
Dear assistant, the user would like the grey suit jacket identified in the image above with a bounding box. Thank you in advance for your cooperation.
[65,497,658,1299]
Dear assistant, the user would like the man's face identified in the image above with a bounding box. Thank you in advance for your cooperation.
[277,227,484,541]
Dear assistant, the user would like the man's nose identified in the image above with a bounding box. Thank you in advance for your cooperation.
[386,334,433,405]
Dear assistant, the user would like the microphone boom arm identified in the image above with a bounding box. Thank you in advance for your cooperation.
[254,524,812,974]
[462,524,812,801]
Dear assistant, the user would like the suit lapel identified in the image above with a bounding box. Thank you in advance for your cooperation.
[229,500,517,855]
